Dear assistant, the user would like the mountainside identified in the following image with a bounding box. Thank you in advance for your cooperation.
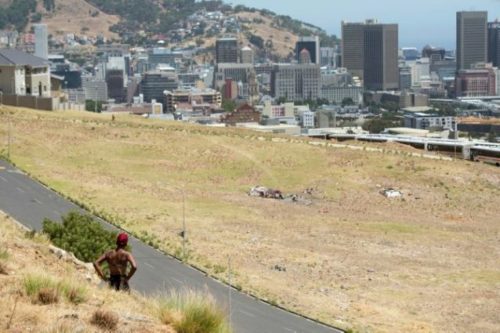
[2,105,499,333]
[0,0,338,60]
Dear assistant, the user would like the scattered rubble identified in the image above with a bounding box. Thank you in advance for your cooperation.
[380,188,403,199]
[249,186,283,199]
[249,186,314,205]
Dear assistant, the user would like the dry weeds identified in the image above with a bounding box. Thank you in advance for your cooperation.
[1,107,499,332]
[90,309,119,331]
[0,211,175,333]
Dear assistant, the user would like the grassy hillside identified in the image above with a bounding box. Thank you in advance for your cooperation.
[0,211,173,332]
[1,106,499,332]
[0,210,232,333]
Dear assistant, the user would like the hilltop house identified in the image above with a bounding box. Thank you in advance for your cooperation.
[0,49,50,97]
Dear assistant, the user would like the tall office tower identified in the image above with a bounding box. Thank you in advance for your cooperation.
[363,23,399,91]
[488,21,500,67]
[342,21,367,79]
[296,36,320,64]
[33,24,48,60]
[456,11,488,70]
[216,37,238,64]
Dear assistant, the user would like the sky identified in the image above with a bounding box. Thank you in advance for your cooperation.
[228,0,500,50]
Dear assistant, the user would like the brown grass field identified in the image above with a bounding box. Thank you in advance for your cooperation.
[1,106,499,332]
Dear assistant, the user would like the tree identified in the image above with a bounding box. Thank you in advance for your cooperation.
[221,99,237,113]
[85,100,103,113]
[341,97,355,107]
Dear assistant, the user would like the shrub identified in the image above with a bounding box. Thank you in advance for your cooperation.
[156,290,232,333]
[38,287,59,304]
[42,212,122,263]
[23,274,87,304]
[24,274,56,298]
[91,309,119,330]
[59,280,87,304]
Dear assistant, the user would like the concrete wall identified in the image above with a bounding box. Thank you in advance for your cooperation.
[0,94,55,111]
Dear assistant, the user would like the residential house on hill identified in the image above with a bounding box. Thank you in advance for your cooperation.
[0,49,50,97]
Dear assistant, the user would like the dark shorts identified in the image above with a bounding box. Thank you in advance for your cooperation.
[109,275,130,291]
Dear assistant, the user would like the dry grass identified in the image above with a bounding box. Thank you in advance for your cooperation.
[155,290,232,333]
[0,211,176,333]
[90,309,119,331]
[34,0,120,39]
[1,106,500,332]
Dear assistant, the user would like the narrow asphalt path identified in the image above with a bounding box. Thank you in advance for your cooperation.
[0,159,343,333]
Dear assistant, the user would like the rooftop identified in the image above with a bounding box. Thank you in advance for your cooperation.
[0,49,48,67]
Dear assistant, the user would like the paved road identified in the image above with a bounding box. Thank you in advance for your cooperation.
[0,159,342,333]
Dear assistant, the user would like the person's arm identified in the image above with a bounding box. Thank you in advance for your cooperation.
[93,254,108,281]
[125,253,138,281]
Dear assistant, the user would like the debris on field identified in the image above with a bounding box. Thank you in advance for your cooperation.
[381,188,402,198]
[249,186,284,199]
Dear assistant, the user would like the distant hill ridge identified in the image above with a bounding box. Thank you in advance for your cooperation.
[0,0,338,60]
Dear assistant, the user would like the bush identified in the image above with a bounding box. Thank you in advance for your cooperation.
[91,310,119,330]
[156,290,232,333]
[38,287,59,304]
[24,273,87,305]
[42,212,121,263]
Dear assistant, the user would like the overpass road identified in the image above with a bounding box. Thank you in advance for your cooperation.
[0,159,342,333]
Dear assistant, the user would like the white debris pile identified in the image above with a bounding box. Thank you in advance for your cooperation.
[380,188,403,198]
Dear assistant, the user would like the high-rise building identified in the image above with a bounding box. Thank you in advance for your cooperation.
[320,47,336,67]
[33,24,48,60]
[456,11,488,71]
[342,21,367,79]
[296,36,320,64]
[140,71,179,104]
[271,64,321,102]
[216,37,238,64]
[106,69,126,103]
[363,23,399,91]
[488,21,500,67]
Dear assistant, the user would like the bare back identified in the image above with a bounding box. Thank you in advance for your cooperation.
[105,249,130,276]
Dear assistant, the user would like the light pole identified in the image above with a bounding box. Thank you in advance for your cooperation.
[7,117,11,160]
[95,85,98,113]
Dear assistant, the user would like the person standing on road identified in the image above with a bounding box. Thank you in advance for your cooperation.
[94,233,137,291]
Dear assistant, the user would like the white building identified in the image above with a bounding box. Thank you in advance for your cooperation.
[299,110,315,128]
[34,24,48,60]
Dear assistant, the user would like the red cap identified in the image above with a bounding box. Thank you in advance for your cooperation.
[117,233,128,246]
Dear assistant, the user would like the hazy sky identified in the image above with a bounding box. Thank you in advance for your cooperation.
[229,0,500,49]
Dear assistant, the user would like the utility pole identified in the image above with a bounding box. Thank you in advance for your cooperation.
[95,86,98,113]
[182,187,186,261]
[228,256,232,329]
[7,118,11,160]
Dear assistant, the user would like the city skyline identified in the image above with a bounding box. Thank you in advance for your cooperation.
[231,0,500,49]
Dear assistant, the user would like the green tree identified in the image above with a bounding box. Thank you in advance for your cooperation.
[221,99,237,113]
[85,100,103,113]
[43,212,127,263]
[341,97,355,107]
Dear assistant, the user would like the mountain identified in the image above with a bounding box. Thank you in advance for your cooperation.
[0,0,338,60]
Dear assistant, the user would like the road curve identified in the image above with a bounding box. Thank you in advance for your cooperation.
[0,159,343,333]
